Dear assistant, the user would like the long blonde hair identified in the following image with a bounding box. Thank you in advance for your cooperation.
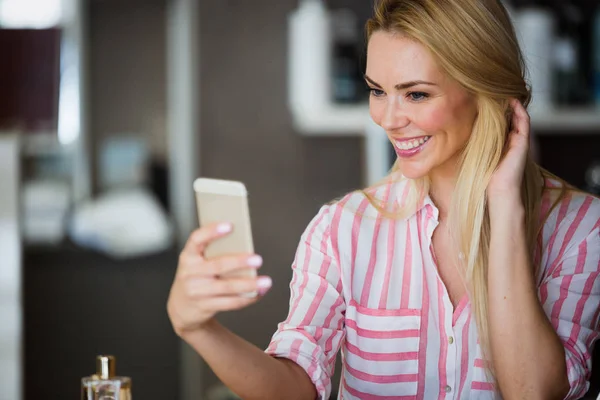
[363,0,568,380]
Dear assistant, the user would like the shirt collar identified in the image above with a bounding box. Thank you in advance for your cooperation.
[394,179,439,222]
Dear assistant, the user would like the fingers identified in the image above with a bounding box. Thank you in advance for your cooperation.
[183,276,273,298]
[202,295,261,312]
[167,286,264,335]
[169,226,270,335]
[509,98,530,139]
[183,222,232,255]
[179,252,262,277]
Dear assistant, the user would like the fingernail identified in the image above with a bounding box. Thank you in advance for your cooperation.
[257,276,272,290]
[216,223,232,234]
[247,255,263,268]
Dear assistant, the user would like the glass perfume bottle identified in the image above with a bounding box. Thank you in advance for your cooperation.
[81,355,132,400]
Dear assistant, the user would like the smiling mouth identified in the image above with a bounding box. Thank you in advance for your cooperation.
[394,136,431,150]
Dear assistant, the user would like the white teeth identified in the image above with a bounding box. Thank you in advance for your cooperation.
[396,136,430,150]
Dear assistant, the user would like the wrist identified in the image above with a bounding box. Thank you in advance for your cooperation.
[180,318,221,341]
[488,199,525,226]
[488,191,522,213]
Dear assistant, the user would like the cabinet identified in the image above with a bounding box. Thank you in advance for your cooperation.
[23,245,180,399]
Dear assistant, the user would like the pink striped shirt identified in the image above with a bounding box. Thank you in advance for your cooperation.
[266,178,600,399]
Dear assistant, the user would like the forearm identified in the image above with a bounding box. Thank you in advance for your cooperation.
[487,201,569,399]
[182,319,316,400]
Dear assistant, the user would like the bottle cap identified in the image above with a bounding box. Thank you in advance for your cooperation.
[96,355,116,379]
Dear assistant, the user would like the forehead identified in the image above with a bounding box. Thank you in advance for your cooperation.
[366,31,445,83]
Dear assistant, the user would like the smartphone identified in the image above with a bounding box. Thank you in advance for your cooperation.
[193,178,257,282]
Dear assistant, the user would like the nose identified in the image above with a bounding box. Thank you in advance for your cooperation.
[380,97,410,132]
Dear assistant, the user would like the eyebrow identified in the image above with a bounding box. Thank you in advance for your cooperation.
[364,75,437,90]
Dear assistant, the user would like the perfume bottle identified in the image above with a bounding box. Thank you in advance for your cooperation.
[81,355,132,400]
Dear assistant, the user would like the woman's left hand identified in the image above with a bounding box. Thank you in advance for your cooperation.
[487,99,530,202]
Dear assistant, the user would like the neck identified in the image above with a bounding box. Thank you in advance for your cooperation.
[428,165,458,221]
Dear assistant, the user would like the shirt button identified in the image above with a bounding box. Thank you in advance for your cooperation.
[445,385,452,393]
[448,336,454,344]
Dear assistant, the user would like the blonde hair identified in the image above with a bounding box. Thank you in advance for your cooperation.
[362,0,569,381]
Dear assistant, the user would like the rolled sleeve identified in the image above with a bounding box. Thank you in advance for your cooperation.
[564,340,590,398]
[539,205,600,400]
[266,204,345,400]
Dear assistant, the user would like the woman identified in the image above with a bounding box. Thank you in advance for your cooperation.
[167,0,600,399]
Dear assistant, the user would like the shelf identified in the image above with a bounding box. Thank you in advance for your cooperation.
[530,108,600,134]
[291,104,370,136]
[20,132,72,157]
[293,105,600,136]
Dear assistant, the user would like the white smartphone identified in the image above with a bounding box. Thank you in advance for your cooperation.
[193,178,256,282]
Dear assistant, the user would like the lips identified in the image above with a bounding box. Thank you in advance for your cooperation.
[394,135,431,150]
[393,135,432,158]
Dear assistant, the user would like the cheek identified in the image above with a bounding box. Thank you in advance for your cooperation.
[413,104,473,145]
[411,106,449,132]
[369,101,384,123]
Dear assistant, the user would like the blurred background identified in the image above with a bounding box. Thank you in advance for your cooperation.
[0,0,599,399]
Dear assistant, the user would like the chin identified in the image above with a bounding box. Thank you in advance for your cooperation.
[396,163,431,180]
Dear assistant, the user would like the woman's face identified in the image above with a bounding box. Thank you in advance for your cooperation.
[366,31,478,180]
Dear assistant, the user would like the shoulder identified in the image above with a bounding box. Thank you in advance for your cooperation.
[316,180,405,252]
[304,179,403,238]
[541,181,600,234]
[539,181,600,262]
[326,178,404,219]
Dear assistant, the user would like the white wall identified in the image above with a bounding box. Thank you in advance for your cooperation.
[0,134,22,400]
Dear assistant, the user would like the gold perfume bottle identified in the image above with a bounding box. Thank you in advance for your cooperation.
[81,355,132,400]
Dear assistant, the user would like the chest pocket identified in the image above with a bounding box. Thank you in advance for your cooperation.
[341,299,422,398]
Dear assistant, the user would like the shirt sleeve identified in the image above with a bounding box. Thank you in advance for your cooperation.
[265,204,346,400]
[538,197,600,400]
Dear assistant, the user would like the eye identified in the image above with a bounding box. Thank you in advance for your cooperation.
[368,87,385,98]
[407,91,429,102]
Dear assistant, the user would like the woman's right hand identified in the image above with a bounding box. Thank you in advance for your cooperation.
[167,222,272,338]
